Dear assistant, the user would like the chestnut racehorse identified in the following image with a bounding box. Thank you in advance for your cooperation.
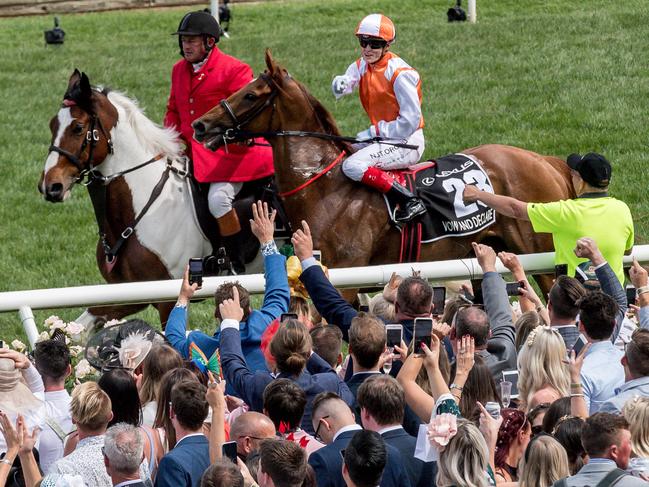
[40,70,213,327]
[194,51,574,293]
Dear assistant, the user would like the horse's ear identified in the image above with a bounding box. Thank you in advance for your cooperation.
[265,48,279,76]
[67,69,81,92]
[77,72,94,113]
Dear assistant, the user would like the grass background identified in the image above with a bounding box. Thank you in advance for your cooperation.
[1,0,648,342]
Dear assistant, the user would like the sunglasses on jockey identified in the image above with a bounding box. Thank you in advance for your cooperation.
[358,36,388,50]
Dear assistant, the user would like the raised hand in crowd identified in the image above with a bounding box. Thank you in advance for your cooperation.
[382,272,403,304]
[497,251,546,315]
[219,285,244,322]
[629,257,648,288]
[432,321,451,340]
[567,343,591,419]
[0,347,32,370]
[629,257,649,310]
[392,339,409,362]
[472,241,497,273]
[177,264,201,306]
[206,371,227,463]
[291,220,314,261]
[421,334,452,402]
[250,200,276,244]
[450,335,475,404]
[476,401,503,474]
[573,237,606,266]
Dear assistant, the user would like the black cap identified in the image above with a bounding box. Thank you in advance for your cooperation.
[566,152,612,188]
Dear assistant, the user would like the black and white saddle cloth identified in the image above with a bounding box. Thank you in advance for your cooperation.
[386,153,496,243]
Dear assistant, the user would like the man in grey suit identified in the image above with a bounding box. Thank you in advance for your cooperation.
[449,242,517,381]
[552,413,648,487]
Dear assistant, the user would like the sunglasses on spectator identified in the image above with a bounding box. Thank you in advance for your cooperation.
[359,38,387,49]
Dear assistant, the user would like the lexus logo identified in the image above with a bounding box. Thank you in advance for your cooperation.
[421,177,435,186]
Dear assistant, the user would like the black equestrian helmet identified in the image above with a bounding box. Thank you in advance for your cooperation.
[172,11,221,54]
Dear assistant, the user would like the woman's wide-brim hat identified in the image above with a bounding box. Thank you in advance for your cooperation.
[84,320,167,372]
[0,358,43,414]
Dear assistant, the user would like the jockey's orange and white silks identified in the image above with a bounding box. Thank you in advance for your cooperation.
[333,52,424,140]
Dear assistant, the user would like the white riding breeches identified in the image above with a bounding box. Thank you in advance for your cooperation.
[208,182,243,218]
[342,129,426,181]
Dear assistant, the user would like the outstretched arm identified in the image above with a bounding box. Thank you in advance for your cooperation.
[464,185,529,221]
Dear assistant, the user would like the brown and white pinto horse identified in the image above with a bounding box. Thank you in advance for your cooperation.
[194,51,574,292]
[40,70,212,327]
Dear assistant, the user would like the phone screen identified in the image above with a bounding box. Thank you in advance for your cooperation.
[626,287,637,305]
[280,313,298,322]
[386,325,402,348]
[572,335,587,356]
[432,287,446,316]
[188,258,203,286]
[505,282,522,296]
[222,441,238,463]
[313,250,322,262]
[359,305,370,313]
[413,318,433,354]
[472,286,484,305]
[0,340,5,349]
[502,370,519,399]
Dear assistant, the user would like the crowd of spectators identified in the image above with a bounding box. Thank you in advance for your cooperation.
[1,199,649,487]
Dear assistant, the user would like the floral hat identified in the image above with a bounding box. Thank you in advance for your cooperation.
[84,319,166,372]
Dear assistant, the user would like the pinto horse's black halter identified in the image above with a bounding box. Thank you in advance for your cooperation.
[48,108,114,183]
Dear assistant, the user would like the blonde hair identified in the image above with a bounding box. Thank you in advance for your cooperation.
[519,435,570,487]
[437,419,490,487]
[518,327,570,410]
[71,381,112,431]
[623,397,649,458]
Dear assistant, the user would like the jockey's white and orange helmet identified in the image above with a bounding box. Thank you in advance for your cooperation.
[355,14,396,44]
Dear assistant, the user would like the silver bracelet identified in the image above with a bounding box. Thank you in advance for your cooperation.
[1,458,14,466]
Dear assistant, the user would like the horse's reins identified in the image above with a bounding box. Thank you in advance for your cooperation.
[218,73,418,151]
[49,97,189,267]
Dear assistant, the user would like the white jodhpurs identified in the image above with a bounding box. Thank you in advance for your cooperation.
[342,129,426,181]
[208,182,243,218]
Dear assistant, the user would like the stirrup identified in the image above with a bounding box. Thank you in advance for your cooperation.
[394,199,426,223]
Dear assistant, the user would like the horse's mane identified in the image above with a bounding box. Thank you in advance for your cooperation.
[103,89,184,160]
[293,80,353,153]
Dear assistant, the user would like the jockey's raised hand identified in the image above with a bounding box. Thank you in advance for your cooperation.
[250,200,276,244]
[291,220,314,261]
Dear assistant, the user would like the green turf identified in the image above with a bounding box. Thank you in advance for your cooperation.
[1,0,648,342]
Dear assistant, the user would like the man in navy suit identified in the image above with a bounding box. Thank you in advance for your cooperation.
[155,381,210,487]
[357,375,435,487]
[103,423,148,487]
[308,393,412,487]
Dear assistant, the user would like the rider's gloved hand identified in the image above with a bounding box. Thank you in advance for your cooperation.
[356,127,373,141]
[332,75,350,99]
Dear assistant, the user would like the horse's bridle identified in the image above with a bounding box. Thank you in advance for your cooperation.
[48,107,114,183]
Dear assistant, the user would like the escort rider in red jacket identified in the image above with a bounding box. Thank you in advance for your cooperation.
[164,11,274,273]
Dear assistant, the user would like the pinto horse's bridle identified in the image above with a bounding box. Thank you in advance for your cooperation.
[48,105,114,183]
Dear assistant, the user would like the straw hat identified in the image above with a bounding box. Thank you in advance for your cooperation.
[0,358,43,414]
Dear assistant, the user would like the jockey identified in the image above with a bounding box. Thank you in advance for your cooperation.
[332,14,427,223]
[164,11,274,273]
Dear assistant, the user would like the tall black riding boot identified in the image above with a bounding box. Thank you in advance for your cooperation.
[386,181,427,223]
